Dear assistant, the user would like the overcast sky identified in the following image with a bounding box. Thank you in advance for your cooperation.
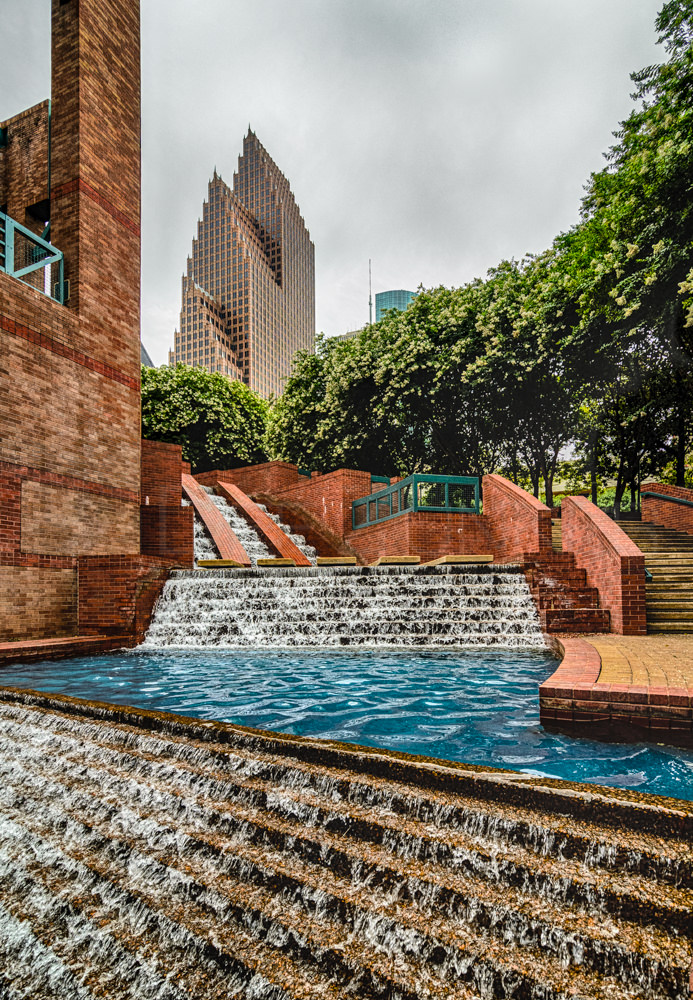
[2,0,664,363]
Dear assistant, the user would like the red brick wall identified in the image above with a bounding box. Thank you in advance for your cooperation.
[0,100,50,232]
[0,0,143,643]
[140,506,193,566]
[141,440,184,505]
[641,483,693,536]
[562,496,646,635]
[251,494,358,560]
[345,511,491,565]
[276,469,372,538]
[78,555,171,640]
[0,566,77,641]
[482,474,552,560]
[196,460,306,494]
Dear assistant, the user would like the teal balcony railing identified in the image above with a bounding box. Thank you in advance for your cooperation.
[0,211,65,304]
[352,474,480,529]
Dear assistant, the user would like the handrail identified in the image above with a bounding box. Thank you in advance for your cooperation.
[641,489,693,509]
[0,210,64,304]
[352,473,480,529]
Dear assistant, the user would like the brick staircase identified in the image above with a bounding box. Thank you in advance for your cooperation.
[523,551,610,633]
[619,521,693,634]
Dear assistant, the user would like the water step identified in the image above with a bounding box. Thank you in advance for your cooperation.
[0,692,689,999]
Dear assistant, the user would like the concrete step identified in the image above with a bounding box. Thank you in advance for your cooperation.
[647,622,693,633]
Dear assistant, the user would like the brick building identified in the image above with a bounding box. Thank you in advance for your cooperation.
[169,131,315,398]
[0,0,189,646]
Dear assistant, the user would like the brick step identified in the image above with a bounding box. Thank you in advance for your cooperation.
[540,608,610,633]
[526,569,588,589]
[536,590,602,610]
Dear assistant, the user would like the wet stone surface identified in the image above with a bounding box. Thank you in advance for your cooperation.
[0,690,690,999]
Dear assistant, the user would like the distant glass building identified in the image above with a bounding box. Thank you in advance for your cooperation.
[169,130,315,398]
[375,289,416,322]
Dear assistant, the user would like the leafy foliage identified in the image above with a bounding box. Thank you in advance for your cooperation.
[141,364,269,474]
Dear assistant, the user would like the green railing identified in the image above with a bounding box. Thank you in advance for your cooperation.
[0,210,65,304]
[352,473,480,529]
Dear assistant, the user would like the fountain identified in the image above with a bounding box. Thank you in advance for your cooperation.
[1,493,690,997]
[0,687,690,999]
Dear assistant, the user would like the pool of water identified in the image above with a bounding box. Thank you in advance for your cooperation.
[3,647,692,800]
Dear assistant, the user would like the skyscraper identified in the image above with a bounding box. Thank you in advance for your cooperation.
[375,289,416,322]
[169,130,315,398]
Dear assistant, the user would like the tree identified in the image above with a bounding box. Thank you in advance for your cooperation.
[141,364,269,473]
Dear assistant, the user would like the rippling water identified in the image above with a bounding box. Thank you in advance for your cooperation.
[4,648,692,800]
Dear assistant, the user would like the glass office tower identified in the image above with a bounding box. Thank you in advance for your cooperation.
[375,289,416,322]
[169,131,315,398]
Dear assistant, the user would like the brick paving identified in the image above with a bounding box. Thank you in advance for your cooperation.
[540,634,693,741]
[587,634,693,692]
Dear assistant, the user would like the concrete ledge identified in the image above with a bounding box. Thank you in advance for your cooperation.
[423,554,494,566]
[370,556,421,566]
[256,558,296,567]
[196,559,244,568]
[316,556,357,565]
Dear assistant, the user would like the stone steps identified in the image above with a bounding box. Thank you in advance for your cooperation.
[0,691,690,999]
[620,523,693,634]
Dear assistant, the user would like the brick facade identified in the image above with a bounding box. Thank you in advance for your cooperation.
[196,460,310,496]
[78,555,171,640]
[345,511,491,566]
[641,483,693,536]
[0,0,144,644]
[140,440,193,566]
[561,496,646,635]
[482,474,552,561]
[141,440,187,505]
[0,100,50,234]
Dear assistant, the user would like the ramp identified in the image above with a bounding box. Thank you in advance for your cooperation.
[181,474,250,566]
[217,481,312,566]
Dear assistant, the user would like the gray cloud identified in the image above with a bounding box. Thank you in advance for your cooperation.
[1,0,663,360]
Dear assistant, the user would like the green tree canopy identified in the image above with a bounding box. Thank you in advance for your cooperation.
[141,364,269,474]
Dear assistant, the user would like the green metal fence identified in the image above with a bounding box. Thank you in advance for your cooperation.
[352,474,480,529]
[0,211,65,304]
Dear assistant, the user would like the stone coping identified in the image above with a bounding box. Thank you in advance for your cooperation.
[0,685,690,833]
[541,635,693,742]
[0,634,135,665]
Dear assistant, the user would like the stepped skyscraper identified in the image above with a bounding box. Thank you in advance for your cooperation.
[170,130,315,398]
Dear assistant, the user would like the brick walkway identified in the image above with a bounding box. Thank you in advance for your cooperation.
[588,634,693,691]
[540,634,693,742]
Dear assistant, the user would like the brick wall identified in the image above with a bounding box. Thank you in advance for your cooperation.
[276,469,372,538]
[562,496,646,635]
[345,511,491,565]
[0,566,77,641]
[0,100,50,232]
[641,483,693,536]
[140,440,192,565]
[251,493,358,560]
[196,460,306,495]
[0,0,143,643]
[140,506,193,566]
[141,440,185,505]
[482,474,552,561]
[78,555,171,640]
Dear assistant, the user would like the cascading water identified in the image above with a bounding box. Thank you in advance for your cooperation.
[193,488,316,566]
[143,564,546,648]
[0,689,689,1000]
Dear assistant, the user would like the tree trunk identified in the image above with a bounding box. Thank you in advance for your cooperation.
[675,402,686,487]
[589,429,598,505]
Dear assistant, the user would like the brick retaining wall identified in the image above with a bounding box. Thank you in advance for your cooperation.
[482,474,552,560]
[561,496,646,635]
[641,483,693,535]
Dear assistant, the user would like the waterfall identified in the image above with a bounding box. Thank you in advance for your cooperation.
[0,690,689,1000]
[193,489,316,566]
[143,565,546,649]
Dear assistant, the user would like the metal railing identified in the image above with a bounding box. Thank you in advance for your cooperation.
[0,211,65,304]
[640,489,693,509]
[352,473,480,529]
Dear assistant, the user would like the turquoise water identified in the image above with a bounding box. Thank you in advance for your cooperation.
[3,647,692,801]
